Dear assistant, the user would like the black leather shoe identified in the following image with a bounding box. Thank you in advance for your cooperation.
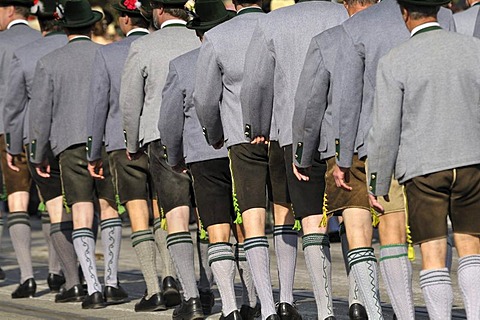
[104,284,128,305]
[199,289,215,315]
[163,276,181,307]
[266,315,280,320]
[240,303,261,320]
[0,266,5,280]
[81,291,107,309]
[349,303,367,320]
[277,302,302,320]
[393,314,397,320]
[172,297,205,320]
[55,284,85,302]
[135,292,167,312]
[11,278,36,298]
[324,317,336,320]
[47,273,66,292]
[220,310,242,320]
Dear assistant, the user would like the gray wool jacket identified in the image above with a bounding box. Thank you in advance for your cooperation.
[3,33,67,155]
[86,29,149,161]
[193,8,265,148]
[240,1,348,148]
[120,23,198,153]
[454,5,480,36]
[368,29,480,196]
[0,22,41,137]
[159,48,228,166]
[29,38,101,163]
[292,25,344,168]
[332,0,455,168]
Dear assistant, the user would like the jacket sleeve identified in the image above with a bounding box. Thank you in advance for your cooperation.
[86,49,109,161]
[29,59,53,165]
[367,56,402,196]
[193,35,224,146]
[3,53,27,155]
[159,61,185,167]
[292,38,329,168]
[240,22,275,141]
[332,28,364,168]
[120,42,144,153]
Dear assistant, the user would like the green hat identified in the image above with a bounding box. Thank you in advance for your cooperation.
[58,0,103,28]
[150,0,187,8]
[30,0,64,19]
[0,0,34,7]
[186,0,236,32]
[397,0,450,6]
[112,0,151,17]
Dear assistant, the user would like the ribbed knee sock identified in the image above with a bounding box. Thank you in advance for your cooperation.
[348,247,383,320]
[8,212,33,283]
[50,222,79,290]
[244,236,276,319]
[235,243,257,308]
[303,233,333,319]
[131,230,161,298]
[197,232,213,291]
[457,255,480,320]
[419,268,452,320]
[100,218,122,287]
[340,223,364,307]
[153,218,176,278]
[167,232,198,300]
[73,228,101,295]
[208,243,237,316]
[379,244,414,320]
[42,212,62,275]
[273,225,297,305]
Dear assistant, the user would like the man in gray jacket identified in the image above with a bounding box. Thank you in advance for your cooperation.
[86,0,181,312]
[3,0,80,300]
[30,0,126,309]
[368,0,480,318]
[291,0,377,318]
[161,1,262,319]
[194,2,303,319]
[454,0,480,36]
[0,0,40,294]
[119,1,201,318]
[239,2,347,319]
[327,1,454,318]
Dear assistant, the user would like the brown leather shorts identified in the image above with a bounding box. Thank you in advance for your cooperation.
[0,135,31,195]
[404,164,480,244]
[324,155,370,215]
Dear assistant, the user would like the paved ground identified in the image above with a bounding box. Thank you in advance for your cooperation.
[0,216,467,319]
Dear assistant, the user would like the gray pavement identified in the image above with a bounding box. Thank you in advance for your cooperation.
[0,216,467,319]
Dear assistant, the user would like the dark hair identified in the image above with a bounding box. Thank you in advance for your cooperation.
[398,1,440,18]
[130,15,150,29]
[64,25,94,36]
[14,6,30,17]
[38,18,63,33]
[164,8,188,21]
[233,0,262,5]
[344,0,377,6]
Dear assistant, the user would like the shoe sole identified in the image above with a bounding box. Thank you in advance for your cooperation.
[55,296,85,303]
[105,298,129,306]
[82,303,107,309]
[135,304,168,312]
